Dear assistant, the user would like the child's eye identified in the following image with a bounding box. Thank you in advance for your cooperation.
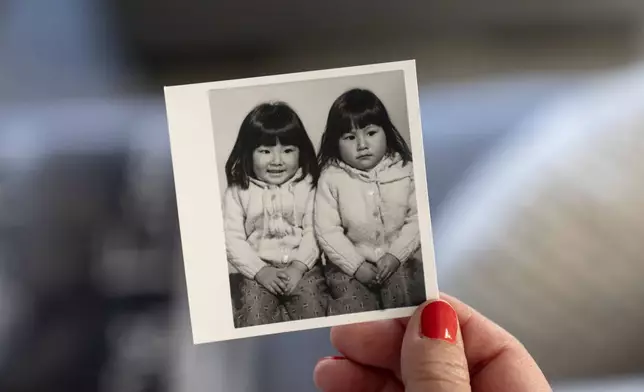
[283,147,295,154]
[342,134,355,141]
[257,148,270,154]
[366,127,380,136]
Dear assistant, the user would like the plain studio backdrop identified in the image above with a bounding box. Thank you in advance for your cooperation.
[208,69,411,198]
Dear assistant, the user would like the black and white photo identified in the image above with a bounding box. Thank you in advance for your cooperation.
[165,61,438,343]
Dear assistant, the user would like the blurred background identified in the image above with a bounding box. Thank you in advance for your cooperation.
[2,0,644,391]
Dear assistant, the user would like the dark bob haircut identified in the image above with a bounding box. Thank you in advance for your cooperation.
[225,101,319,189]
[317,88,412,170]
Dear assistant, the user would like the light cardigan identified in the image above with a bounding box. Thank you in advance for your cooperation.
[314,153,420,276]
[223,171,319,279]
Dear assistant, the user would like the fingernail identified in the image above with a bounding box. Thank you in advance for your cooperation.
[321,356,345,361]
[420,300,458,344]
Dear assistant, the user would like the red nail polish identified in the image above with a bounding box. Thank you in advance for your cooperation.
[420,301,458,344]
[321,356,345,361]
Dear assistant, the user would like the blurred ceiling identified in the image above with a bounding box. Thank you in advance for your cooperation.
[113,0,644,56]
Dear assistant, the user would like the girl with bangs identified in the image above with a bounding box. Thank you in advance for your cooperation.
[315,88,425,315]
[224,102,327,327]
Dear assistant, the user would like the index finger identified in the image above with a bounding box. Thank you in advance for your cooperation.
[440,294,550,391]
[330,318,406,378]
[274,278,288,292]
[277,271,290,280]
[263,283,277,295]
[329,293,548,388]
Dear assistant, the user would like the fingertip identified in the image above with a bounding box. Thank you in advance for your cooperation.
[313,356,346,391]
[439,293,473,323]
[315,356,345,370]
[400,299,470,390]
[329,324,347,348]
[419,300,458,343]
[329,322,375,353]
[404,298,463,346]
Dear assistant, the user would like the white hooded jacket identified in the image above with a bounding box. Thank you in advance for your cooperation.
[314,153,420,276]
[223,170,318,279]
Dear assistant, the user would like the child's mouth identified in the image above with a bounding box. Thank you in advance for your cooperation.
[356,153,373,160]
[267,169,285,175]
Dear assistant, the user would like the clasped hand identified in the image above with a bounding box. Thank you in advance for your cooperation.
[255,261,307,295]
[355,253,401,287]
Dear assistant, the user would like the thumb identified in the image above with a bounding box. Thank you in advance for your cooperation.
[401,300,471,392]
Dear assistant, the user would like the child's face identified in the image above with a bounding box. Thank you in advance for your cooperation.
[252,141,300,185]
[338,125,387,171]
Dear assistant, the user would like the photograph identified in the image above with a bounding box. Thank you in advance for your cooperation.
[165,60,438,343]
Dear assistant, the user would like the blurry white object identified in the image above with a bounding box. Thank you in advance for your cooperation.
[436,65,644,380]
[553,375,644,391]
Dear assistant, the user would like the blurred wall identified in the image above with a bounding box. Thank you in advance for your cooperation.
[111,0,644,88]
[0,0,141,101]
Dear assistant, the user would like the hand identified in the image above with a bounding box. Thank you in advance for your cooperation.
[354,262,378,287]
[314,293,551,392]
[277,260,307,294]
[375,253,400,284]
[255,266,288,295]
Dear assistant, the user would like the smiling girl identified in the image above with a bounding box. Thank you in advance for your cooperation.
[224,102,328,327]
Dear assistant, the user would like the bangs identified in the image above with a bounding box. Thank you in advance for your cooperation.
[343,110,387,134]
[252,120,305,148]
[332,88,390,135]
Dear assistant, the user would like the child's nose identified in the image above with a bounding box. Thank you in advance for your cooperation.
[356,134,367,150]
[270,152,284,164]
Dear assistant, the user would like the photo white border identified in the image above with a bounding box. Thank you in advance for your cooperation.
[164,60,439,344]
